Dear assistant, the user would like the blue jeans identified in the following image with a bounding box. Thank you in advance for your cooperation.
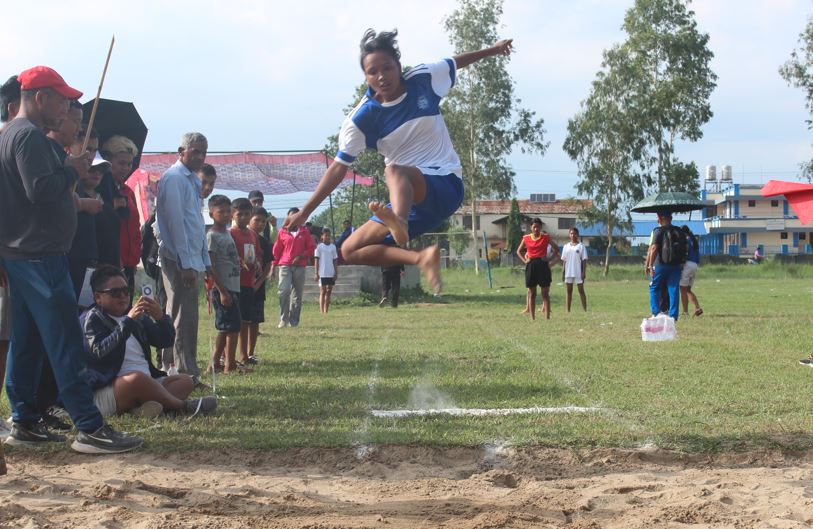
[3,255,103,432]
[649,263,681,320]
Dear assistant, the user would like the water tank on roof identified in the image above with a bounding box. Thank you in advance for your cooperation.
[721,165,733,181]
[705,165,716,181]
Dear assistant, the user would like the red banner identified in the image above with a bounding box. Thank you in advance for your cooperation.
[127,152,374,223]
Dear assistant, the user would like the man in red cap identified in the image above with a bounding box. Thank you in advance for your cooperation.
[0,66,143,454]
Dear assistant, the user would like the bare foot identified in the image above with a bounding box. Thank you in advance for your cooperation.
[520,308,529,315]
[417,245,442,295]
[369,201,409,246]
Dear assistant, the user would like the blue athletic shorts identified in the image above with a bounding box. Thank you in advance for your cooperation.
[371,172,464,244]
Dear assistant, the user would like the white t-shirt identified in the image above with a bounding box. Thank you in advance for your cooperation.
[561,242,587,279]
[114,315,151,377]
[314,243,338,278]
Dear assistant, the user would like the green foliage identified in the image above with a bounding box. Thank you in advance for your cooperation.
[506,198,522,252]
[447,225,472,256]
[565,0,715,274]
[779,16,813,181]
[310,182,385,232]
[442,0,548,202]
[563,58,644,276]
[606,0,717,191]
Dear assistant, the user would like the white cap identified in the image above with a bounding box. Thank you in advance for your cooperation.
[90,154,111,171]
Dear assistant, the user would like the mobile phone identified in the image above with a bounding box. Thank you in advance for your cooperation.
[141,283,154,299]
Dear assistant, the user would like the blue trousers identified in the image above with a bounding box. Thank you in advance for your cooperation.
[649,263,681,320]
[3,255,103,432]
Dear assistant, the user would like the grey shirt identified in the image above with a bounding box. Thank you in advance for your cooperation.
[0,118,78,259]
[206,229,240,293]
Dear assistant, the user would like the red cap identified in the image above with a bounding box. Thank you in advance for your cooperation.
[17,66,83,100]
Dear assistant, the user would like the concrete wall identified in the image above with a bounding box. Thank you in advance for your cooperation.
[355,265,420,295]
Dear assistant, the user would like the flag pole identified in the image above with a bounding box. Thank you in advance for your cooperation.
[80,35,115,154]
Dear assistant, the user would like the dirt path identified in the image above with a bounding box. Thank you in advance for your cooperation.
[2,446,813,528]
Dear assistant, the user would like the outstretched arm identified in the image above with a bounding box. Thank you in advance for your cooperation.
[453,39,513,69]
[286,161,349,229]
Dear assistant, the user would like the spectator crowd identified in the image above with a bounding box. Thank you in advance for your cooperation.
[0,66,345,455]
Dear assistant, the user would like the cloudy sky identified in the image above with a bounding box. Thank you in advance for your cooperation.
[2,0,812,217]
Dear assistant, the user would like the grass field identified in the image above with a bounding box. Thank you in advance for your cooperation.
[4,263,813,453]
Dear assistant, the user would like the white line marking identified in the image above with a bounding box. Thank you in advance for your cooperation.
[371,406,602,418]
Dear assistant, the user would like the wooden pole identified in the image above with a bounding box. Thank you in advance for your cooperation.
[80,35,115,154]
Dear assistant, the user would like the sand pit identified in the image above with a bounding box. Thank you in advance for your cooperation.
[2,446,813,528]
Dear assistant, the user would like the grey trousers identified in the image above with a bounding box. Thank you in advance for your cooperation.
[160,255,201,378]
[278,265,305,326]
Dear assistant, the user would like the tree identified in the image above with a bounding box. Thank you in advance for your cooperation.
[607,0,716,191]
[564,62,645,277]
[442,0,548,273]
[780,16,813,180]
[505,198,522,253]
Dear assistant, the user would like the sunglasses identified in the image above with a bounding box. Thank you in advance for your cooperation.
[95,286,130,298]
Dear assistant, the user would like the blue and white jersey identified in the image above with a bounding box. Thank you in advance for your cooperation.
[336,58,463,179]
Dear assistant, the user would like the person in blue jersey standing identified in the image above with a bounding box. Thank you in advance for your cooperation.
[286,29,513,294]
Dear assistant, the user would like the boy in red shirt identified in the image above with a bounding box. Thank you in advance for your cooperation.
[270,207,316,328]
[229,198,261,365]
[516,218,559,320]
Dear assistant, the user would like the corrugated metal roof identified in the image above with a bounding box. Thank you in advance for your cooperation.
[456,199,592,215]
[576,220,708,237]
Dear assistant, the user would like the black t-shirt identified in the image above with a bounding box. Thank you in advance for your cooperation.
[0,118,78,258]
[68,187,99,263]
[651,227,665,266]
[95,171,123,266]
[258,234,273,267]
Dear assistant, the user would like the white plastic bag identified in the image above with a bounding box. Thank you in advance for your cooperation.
[640,314,676,341]
[77,267,95,308]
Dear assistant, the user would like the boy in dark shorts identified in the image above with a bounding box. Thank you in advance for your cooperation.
[247,206,273,363]
[516,218,559,320]
[206,195,243,374]
[229,198,261,367]
[314,228,339,314]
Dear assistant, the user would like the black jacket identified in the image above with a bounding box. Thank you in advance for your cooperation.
[81,305,174,390]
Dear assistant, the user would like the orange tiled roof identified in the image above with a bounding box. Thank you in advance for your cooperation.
[456,199,592,215]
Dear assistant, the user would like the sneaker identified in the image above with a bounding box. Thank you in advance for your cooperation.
[379,296,388,307]
[4,420,67,447]
[246,356,259,365]
[799,357,813,367]
[71,424,144,454]
[277,321,288,329]
[47,405,70,420]
[0,420,11,440]
[42,409,72,433]
[184,396,218,416]
[131,401,163,418]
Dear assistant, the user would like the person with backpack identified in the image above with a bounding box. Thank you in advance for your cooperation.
[680,225,703,317]
[645,211,686,321]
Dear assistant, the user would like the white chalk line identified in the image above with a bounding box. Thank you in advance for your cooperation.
[372,405,602,418]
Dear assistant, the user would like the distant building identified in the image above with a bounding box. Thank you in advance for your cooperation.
[702,183,811,256]
[450,195,591,261]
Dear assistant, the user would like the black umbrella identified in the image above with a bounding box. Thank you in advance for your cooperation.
[82,98,148,171]
[630,191,708,214]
